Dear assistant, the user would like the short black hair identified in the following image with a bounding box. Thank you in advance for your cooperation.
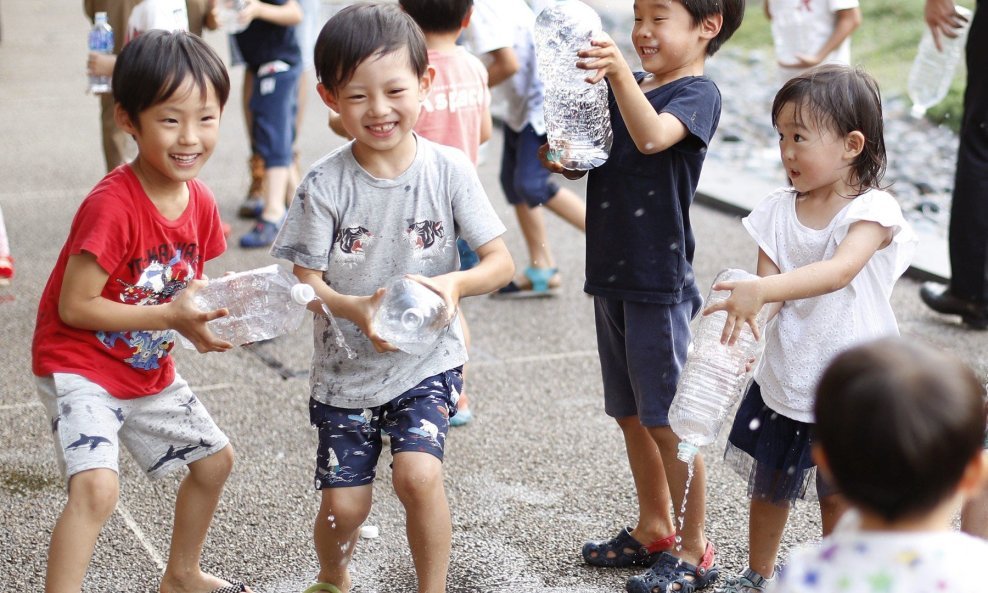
[772,64,887,195]
[679,0,745,56]
[314,2,428,94]
[815,337,987,523]
[112,30,230,127]
[399,0,473,34]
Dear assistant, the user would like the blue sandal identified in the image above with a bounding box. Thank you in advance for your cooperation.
[626,542,720,593]
[582,526,676,567]
[492,267,559,299]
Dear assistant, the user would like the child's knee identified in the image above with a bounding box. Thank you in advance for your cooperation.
[189,444,234,485]
[67,468,119,521]
[319,489,372,528]
[392,454,444,504]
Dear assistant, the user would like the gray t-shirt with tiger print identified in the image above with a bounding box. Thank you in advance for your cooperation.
[271,135,506,408]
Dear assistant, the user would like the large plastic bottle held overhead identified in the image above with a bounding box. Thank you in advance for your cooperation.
[533,0,612,170]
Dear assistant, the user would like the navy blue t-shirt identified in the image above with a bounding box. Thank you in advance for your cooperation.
[234,0,301,71]
[585,74,721,304]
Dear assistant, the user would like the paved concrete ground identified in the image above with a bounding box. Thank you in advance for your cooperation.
[1,2,985,592]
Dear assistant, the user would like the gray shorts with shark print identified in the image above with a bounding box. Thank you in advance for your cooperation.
[36,372,229,483]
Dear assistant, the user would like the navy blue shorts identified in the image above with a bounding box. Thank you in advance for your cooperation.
[594,295,701,427]
[725,382,837,503]
[250,62,300,167]
[309,368,462,489]
[499,124,560,207]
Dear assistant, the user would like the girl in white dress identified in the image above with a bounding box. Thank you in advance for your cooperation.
[704,64,917,593]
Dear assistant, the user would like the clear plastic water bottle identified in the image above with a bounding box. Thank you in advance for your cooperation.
[88,12,114,95]
[179,264,315,349]
[372,277,451,355]
[534,0,612,170]
[217,0,249,34]
[669,269,769,463]
[907,5,973,118]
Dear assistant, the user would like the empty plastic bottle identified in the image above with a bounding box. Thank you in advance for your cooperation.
[179,264,315,349]
[88,12,114,95]
[669,269,769,463]
[534,0,612,170]
[907,5,972,118]
[372,277,451,355]
[217,0,248,34]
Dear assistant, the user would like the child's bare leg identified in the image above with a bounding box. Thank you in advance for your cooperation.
[616,416,677,543]
[649,425,708,562]
[819,493,847,536]
[512,204,555,270]
[392,452,450,593]
[747,499,790,578]
[46,469,119,593]
[160,445,241,593]
[544,187,586,232]
[314,484,372,592]
[260,166,290,223]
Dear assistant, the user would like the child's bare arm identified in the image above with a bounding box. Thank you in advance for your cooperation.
[292,264,395,352]
[788,8,862,68]
[578,34,689,154]
[485,47,520,88]
[705,221,893,344]
[58,252,232,352]
[412,237,514,309]
[240,0,303,27]
[479,101,493,145]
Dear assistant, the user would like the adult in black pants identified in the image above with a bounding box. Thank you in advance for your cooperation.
[920,0,988,330]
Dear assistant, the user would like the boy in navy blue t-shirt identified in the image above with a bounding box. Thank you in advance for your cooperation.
[541,2,744,592]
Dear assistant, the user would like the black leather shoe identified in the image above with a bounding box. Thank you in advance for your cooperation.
[919,283,988,330]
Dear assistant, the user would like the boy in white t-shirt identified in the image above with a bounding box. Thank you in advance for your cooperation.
[765,0,861,84]
[770,337,988,593]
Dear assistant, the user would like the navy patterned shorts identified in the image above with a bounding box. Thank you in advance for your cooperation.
[309,367,462,489]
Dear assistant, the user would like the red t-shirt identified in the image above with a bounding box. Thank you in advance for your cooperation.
[32,165,226,399]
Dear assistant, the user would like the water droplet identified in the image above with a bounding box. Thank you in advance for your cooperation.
[644,142,655,151]
[748,418,760,431]
[600,201,610,209]
[669,242,679,251]
[634,208,645,217]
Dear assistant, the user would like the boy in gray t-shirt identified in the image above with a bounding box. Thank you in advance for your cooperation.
[269,5,512,593]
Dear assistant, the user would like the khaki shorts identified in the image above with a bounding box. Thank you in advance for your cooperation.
[35,372,229,483]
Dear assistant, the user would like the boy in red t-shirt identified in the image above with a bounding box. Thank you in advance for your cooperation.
[32,30,252,593]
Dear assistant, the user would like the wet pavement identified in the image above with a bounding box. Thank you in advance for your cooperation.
[1,1,985,592]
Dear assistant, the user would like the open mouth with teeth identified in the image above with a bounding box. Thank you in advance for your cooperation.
[640,47,659,56]
[171,154,200,166]
[367,122,398,136]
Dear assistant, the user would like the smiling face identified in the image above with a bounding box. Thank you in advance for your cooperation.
[319,47,432,171]
[116,77,221,195]
[775,101,855,198]
[631,0,711,82]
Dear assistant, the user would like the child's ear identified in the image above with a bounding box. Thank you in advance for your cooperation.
[114,103,138,136]
[461,6,473,30]
[844,130,865,159]
[698,12,724,41]
[959,450,988,498]
[419,65,436,99]
[317,82,339,112]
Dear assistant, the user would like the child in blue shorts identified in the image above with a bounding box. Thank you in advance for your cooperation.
[270,4,513,592]
[541,1,744,591]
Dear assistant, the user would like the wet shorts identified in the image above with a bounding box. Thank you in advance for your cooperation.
[35,372,229,483]
[309,367,462,489]
[594,295,702,427]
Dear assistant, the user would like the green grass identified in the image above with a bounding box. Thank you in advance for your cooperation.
[730,0,972,130]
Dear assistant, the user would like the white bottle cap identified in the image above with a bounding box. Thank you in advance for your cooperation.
[291,283,316,305]
[359,524,379,539]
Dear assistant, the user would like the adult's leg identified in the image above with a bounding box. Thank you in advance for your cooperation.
[392,452,450,593]
[46,469,119,593]
[948,5,988,303]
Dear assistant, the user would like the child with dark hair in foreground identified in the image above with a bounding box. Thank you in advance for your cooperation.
[770,337,988,593]
[32,30,251,593]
